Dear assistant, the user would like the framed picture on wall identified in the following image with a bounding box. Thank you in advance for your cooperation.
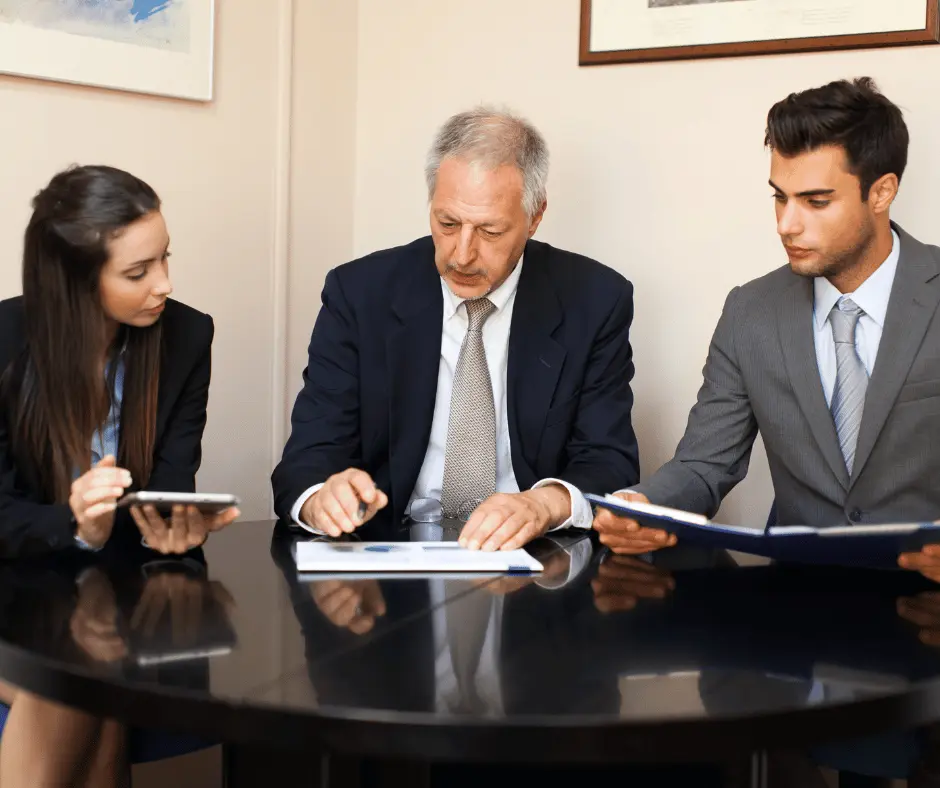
[0,0,215,101]
[580,0,940,65]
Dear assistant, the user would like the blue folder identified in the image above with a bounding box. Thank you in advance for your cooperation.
[585,493,940,568]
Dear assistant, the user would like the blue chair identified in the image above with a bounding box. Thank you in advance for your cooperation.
[810,731,924,782]
[0,702,214,767]
[765,500,923,784]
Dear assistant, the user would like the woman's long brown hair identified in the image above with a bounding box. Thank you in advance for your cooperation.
[0,165,163,503]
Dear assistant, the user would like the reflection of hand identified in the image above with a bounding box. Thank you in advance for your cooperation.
[69,569,127,663]
[130,571,233,647]
[130,504,240,554]
[899,545,940,584]
[311,579,386,634]
[591,554,675,613]
[477,548,572,596]
[898,592,940,647]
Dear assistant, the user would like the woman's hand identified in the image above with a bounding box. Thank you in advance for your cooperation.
[129,504,240,554]
[68,455,132,549]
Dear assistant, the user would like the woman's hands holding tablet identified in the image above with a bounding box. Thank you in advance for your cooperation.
[120,492,241,554]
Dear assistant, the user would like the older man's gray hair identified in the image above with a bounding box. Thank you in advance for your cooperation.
[425,106,549,219]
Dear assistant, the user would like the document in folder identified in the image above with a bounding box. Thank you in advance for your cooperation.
[585,493,940,567]
[293,540,544,574]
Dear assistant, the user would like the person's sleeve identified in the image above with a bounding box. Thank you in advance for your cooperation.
[272,269,363,521]
[0,407,76,558]
[552,278,641,498]
[531,478,592,531]
[290,483,327,535]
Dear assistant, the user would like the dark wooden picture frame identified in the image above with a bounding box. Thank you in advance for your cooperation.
[579,0,940,65]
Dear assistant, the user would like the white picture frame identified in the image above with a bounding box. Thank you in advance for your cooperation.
[0,0,215,101]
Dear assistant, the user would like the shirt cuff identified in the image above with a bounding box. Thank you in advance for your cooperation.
[73,533,103,552]
[536,536,593,589]
[531,478,592,531]
[290,484,327,535]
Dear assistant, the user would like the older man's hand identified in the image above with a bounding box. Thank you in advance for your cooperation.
[458,486,571,552]
[301,469,388,537]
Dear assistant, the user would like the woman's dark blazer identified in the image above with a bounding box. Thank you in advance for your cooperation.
[0,296,214,558]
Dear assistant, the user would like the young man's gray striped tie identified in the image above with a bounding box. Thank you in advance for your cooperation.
[829,297,869,475]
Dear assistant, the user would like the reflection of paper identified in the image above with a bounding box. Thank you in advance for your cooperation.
[293,541,544,574]
[136,645,233,667]
[618,672,706,715]
[812,663,909,694]
[590,0,926,52]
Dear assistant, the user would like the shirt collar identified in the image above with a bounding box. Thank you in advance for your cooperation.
[813,229,900,331]
[441,255,524,320]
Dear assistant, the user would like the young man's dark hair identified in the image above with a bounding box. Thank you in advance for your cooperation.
[765,76,909,200]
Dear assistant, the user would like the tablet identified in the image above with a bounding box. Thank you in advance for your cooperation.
[117,491,240,514]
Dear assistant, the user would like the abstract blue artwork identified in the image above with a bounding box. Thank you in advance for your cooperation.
[0,0,213,100]
[0,0,190,52]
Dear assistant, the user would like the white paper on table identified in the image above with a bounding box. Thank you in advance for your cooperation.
[293,541,544,574]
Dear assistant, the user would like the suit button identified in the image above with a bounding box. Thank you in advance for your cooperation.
[849,509,863,523]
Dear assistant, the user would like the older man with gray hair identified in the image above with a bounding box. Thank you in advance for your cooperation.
[273,106,639,550]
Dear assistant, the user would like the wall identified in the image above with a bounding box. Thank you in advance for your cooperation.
[284,0,359,435]
[0,1,285,521]
[352,0,940,524]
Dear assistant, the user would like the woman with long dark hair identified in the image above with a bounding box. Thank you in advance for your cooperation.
[0,165,239,786]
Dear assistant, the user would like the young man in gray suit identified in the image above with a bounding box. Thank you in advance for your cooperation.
[594,76,940,585]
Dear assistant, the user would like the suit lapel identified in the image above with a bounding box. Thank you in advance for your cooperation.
[851,225,940,486]
[507,241,565,485]
[777,275,850,489]
[154,302,182,444]
[387,246,443,518]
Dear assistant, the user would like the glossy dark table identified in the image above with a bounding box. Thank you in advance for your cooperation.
[4,519,940,786]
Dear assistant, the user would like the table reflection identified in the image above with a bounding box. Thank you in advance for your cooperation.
[272,523,940,721]
[0,553,237,686]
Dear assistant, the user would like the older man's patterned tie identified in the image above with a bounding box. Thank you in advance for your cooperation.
[441,297,497,518]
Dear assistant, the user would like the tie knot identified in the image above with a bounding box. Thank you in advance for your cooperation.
[829,297,864,344]
[464,297,495,331]
[837,296,863,316]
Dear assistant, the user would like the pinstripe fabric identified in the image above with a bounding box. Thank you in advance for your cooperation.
[829,298,868,475]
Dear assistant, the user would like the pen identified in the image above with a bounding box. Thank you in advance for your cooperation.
[356,500,368,521]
